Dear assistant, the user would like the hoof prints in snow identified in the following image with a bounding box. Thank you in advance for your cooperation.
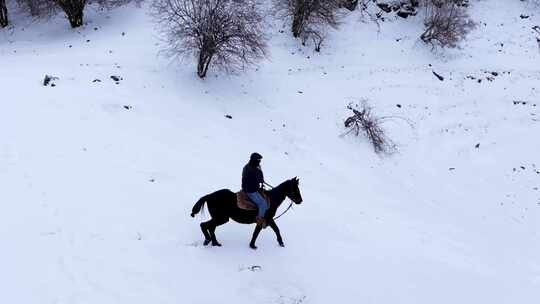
[276,295,306,304]
[239,265,262,272]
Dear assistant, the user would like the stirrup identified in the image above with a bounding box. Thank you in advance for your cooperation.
[256,217,267,229]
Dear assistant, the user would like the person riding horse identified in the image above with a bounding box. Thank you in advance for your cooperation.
[242,152,268,228]
[191,160,303,248]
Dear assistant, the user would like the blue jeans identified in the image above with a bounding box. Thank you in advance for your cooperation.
[246,192,268,218]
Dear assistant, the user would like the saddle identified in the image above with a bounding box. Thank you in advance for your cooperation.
[236,191,270,211]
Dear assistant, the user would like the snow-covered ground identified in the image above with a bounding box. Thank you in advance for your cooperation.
[1,1,539,303]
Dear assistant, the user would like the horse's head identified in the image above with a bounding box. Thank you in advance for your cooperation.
[286,177,303,204]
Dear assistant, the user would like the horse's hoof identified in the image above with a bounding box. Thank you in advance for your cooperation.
[211,242,222,247]
[203,239,211,246]
[249,244,257,250]
[279,243,285,247]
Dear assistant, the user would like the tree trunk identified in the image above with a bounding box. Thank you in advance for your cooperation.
[420,24,434,44]
[0,0,8,28]
[292,0,306,38]
[292,16,301,37]
[197,51,213,78]
[67,8,84,28]
[55,0,86,28]
[292,11,303,37]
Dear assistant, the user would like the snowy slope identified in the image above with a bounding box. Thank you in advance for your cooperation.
[1,1,540,303]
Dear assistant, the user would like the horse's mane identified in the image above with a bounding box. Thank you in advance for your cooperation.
[265,179,291,208]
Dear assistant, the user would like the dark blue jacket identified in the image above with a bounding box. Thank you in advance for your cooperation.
[242,163,264,193]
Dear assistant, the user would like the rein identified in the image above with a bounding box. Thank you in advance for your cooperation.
[273,202,293,220]
[264,182,294,221]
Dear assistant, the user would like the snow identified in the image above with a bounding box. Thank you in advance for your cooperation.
[1,1,540,303]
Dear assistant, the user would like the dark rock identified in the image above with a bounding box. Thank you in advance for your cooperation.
[520,14,529,19]
[111,75,122,82]
[432,71,444,81]
[396,104,402,108]
[475,143,480,148]
[43,75,52,86]
[377,3,392,13]
[43,75,58,86]
[93,79,101,83]
[225,115,233,119]
[341,0,358,11]
[396,10,410,18]
[397,5,417,19]
[123,105,132,110]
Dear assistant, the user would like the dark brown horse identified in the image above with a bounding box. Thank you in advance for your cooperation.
[191,177,303,249]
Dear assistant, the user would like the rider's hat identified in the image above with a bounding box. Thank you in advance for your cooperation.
[250,152,263,161]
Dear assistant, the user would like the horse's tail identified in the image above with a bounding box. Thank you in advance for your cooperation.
[191,194,210,217]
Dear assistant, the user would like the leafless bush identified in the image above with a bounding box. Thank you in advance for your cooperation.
[420,0,474,48]
[344,103,397,155]
[15,0,138,28]
[152,0,267,78]
[275,0,344,52]
[16,0,87,27]
[0,0,8,27]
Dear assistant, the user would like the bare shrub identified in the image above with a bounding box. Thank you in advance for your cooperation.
[0,0,8,27]
[343,103,397,155]
[275,0,343,51]
[15,0,138,28]
[16,0,53,17]
[420,0,474,48]
[152,0,267,78]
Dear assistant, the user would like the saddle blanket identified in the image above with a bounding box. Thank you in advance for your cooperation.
[236,191,270,211]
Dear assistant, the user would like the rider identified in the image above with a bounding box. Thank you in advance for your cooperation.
[242,152,267,228]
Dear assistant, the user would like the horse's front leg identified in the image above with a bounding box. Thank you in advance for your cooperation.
[249,225,263,250]
[267,219,285,247]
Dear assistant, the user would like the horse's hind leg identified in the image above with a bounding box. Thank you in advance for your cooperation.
[207,217,229,247]
[200,221,212,246]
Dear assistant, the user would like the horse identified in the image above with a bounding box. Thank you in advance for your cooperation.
[190,177,303,249]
